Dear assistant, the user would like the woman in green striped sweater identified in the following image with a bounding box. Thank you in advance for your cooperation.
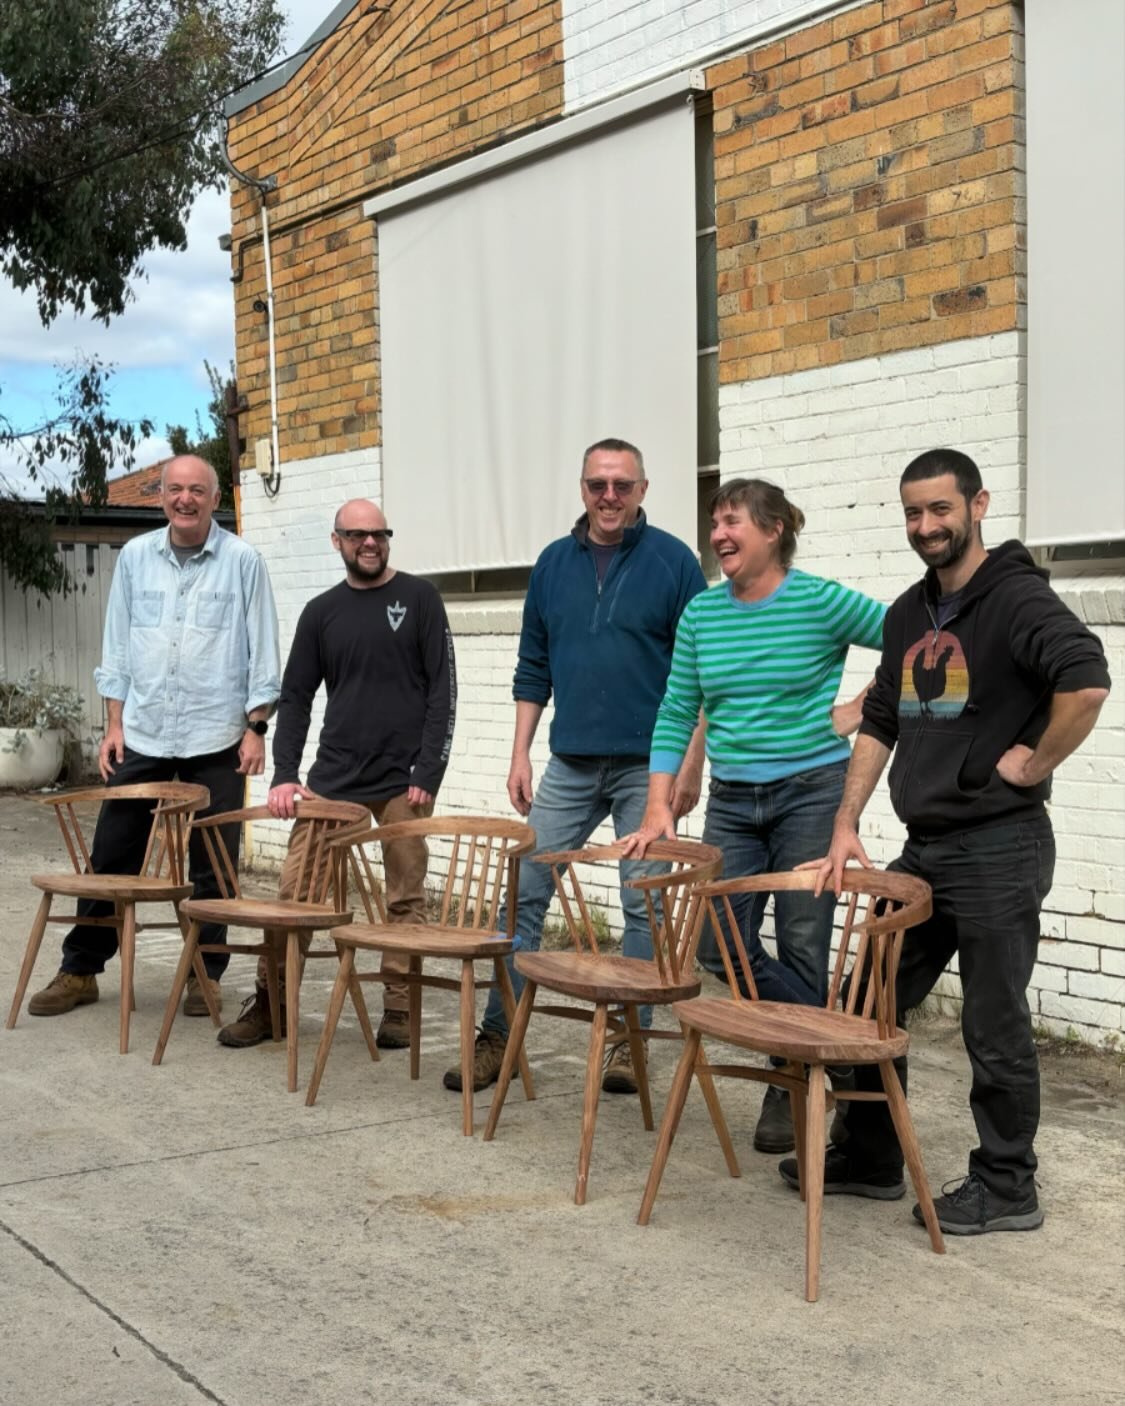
[625,477,886,1148]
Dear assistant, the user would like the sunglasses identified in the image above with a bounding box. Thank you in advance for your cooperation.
[336,529,393,543]
[582,478,641,497]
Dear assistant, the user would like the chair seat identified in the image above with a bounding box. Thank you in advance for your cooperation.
[674,995,909,1064]
[332,921,515,959]
[32,872,193,902]
[516,951,702,1005]
[180,897,354,931]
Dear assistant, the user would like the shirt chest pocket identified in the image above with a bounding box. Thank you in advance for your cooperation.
[133,590,165,627]
[194,590,236,629]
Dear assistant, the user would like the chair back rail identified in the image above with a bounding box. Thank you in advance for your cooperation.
[695,868,931,1037]
[332,816,537,936]
[533,840,722,981]
[192,801,370,906]
[41,783,209,886]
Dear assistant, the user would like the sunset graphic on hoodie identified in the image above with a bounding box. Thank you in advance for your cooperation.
[900,630,970,718]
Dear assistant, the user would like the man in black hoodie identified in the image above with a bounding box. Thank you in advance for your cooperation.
[789,448,1110,1235]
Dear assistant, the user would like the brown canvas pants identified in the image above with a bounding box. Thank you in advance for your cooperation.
[255,790,433,1011]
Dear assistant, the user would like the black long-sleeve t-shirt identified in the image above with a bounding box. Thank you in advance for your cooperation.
[272,573,456,803]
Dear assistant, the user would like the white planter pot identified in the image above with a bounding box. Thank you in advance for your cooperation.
[0,728,67,790]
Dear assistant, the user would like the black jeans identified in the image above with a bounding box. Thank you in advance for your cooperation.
[60,745,245,980]
[845,814,1055,1199]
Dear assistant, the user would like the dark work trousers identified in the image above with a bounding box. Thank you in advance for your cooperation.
[60,745,246,980]
[845,813,1055,1200]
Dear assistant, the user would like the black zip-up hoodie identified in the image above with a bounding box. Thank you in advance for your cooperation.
[860,541,1111,836]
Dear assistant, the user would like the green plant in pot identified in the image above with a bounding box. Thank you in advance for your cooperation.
[0,667,85,789]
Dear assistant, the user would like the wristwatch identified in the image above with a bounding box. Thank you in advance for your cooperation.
[247,718,269,736]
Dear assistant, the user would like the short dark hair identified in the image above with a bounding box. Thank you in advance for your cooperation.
[900,448,983,501]
[582,437,645,477]
[709,477,805,568]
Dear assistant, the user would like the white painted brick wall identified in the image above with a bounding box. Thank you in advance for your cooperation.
[563,0,857,111]
[719,330,1124,1041]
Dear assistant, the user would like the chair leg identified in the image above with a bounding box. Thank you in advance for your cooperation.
[408,956,423,1081]
[306,945,354,1107]
[695,1044,740,1179]
[791,1072,809,1203]
[264,951,282,1042]
[575,1003,610,1206]
[285,930,300,1093]
[153,920,199,1065]
[638,1026,702,1225]
[804,1063,827,1303]
[494,956,535,1102]
[189,946,222,1026]
[482,979,536,1142]
[458,961,477,1136]
[118,903,137,1055]
[879,1059,945,1256]
[624,1004,653,1132]
[347,955,380,1062]
[7,893,52,1029]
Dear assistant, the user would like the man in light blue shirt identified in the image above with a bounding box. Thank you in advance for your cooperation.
[29,455,281,1020]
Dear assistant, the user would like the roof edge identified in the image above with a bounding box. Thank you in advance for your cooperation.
[224,0,359,118]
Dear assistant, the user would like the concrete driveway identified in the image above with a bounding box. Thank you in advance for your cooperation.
[0,793,1121,1406]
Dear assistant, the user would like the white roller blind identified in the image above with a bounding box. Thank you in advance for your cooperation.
[376,99,698,573]
[1025,0,1125,545]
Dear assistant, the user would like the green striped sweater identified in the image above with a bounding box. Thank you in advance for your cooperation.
[650,570,886,782]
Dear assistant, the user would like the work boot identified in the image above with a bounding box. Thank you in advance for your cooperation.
[778,1146,905,1200]
[184,975,222,1017]
[376,1009,410,1049]
[913,1172,1044,1235]
[443,1028,507,1092]
[217,988,284,1048]
[753,1084,794,1153]
[602,1037,647,1095]
[28,971,99,1016]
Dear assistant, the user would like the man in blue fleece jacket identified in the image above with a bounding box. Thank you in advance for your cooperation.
[443,437,707,1096]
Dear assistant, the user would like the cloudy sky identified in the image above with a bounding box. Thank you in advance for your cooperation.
[0,0,336,494]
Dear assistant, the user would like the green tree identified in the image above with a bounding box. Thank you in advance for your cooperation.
[0,0,283,592]
[166,359,236,509]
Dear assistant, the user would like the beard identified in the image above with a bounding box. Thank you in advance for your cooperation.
[910,522,972,569]
[347,551,388,582]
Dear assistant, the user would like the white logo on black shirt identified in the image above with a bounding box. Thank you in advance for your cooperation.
[387,601,407,632]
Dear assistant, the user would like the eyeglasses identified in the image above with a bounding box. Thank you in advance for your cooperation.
[336,528,393,543]
[582,478,641,498]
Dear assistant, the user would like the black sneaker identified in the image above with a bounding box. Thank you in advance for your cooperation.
[779,1146,906,1200]
[913,1172,1044,1236]
[753,1084,795,1153]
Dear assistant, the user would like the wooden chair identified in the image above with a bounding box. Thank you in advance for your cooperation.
[637,867,945,1302]
[152,799,369,1091]
[482,838,726,1204]
[7,783,212,1053]
[304,816,538,1136]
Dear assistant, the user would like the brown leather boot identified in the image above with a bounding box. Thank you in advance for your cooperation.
[28,971,99,1016]
[217,988,284,1047]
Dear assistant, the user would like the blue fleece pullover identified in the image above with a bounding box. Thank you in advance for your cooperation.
[513,511,707,757]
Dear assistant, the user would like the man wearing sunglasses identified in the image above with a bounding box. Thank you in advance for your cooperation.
[444,437,706,1097]
[219,497,456,1050]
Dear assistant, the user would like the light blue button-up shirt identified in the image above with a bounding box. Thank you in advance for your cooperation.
[94,522,281,759]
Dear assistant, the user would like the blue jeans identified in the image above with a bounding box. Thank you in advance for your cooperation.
[845,815,1055,1199]
[481,753,662,1037]
[699,761,848,1006]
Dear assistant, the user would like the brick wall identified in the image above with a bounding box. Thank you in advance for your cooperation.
[562,0,847,110]
[228,0,565,465]
[720,331,1125,1040]
[709,0,1024,384]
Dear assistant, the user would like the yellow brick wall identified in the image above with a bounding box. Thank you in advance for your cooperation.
[228,0,564,460]
[708,0,1024,384]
